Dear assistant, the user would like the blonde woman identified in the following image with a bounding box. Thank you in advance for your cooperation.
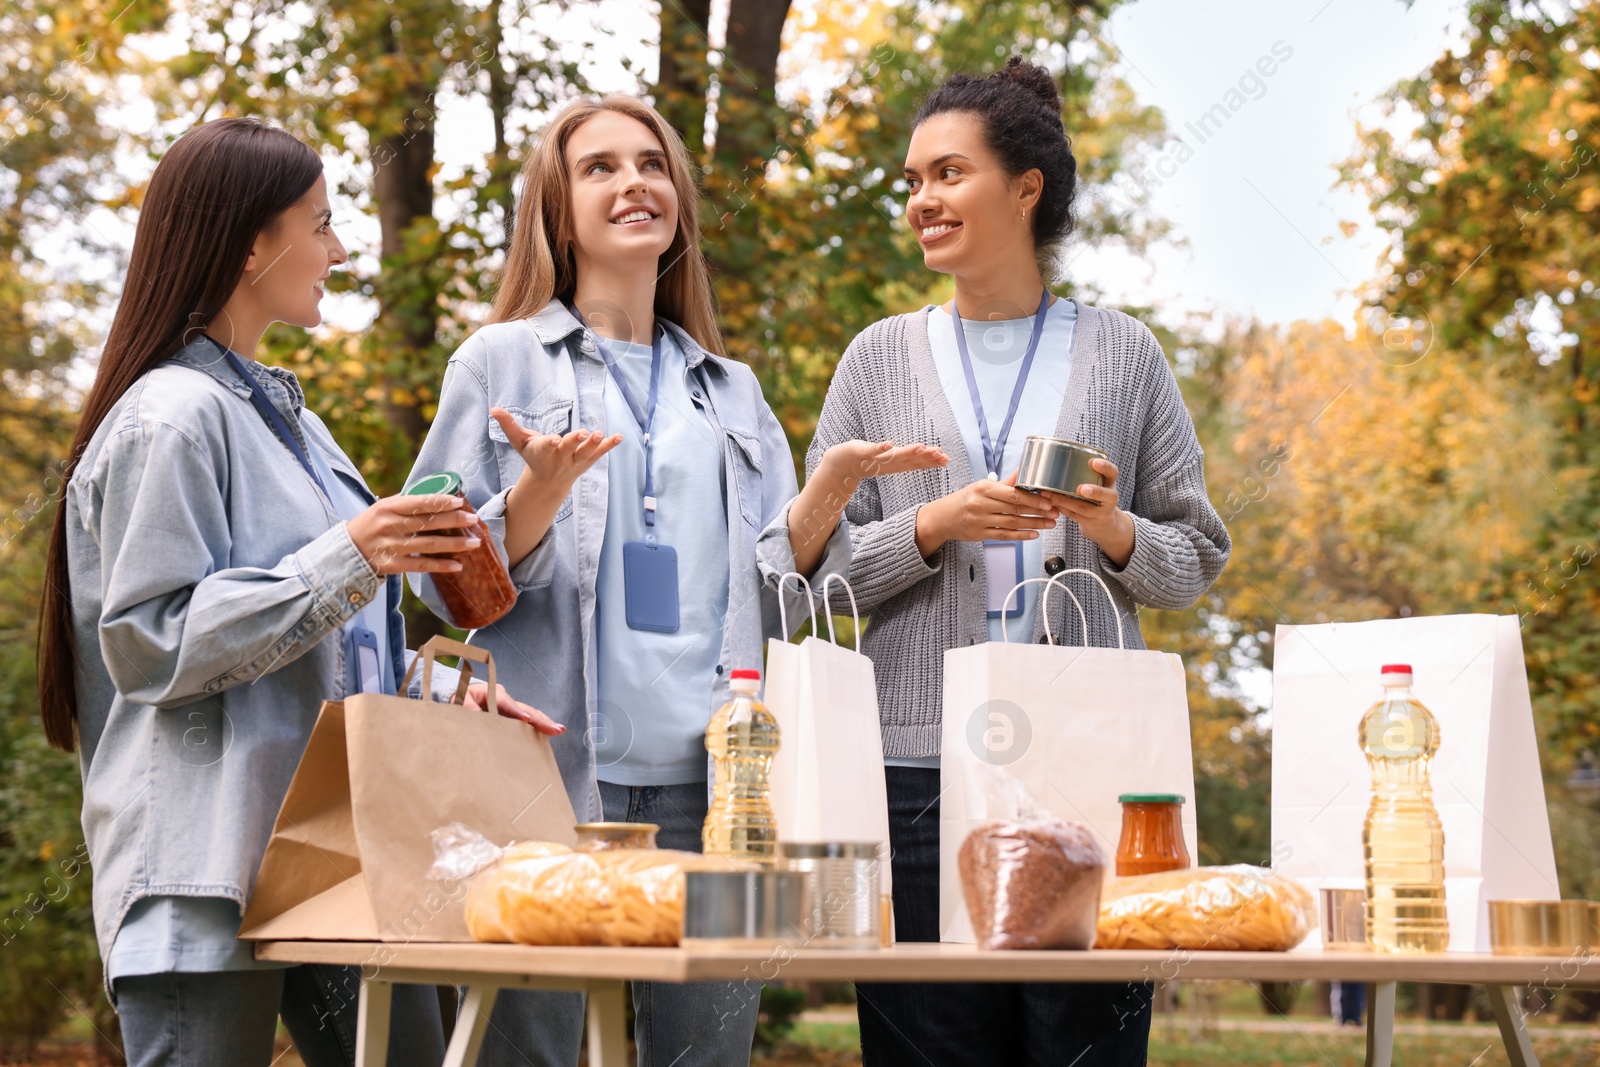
[407,94,944,1067]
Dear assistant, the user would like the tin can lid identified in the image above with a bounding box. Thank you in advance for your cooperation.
[1118,793,1185,804]
[406,471,463,496]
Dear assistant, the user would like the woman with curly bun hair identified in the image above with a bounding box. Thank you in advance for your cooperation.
[809,57,1231,1064]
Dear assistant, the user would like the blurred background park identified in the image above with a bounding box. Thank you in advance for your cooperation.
[2,0,1598,1062]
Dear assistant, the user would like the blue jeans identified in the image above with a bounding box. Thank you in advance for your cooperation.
[467,780,760,1067]
[857,767,1154,1067]
[114,965,445,1067]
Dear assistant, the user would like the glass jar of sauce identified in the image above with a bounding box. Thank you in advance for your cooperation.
[574,822,660,852]
[1115,793,1191,877]
[404,471,516,630]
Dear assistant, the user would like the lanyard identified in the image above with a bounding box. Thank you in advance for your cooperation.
[952,288,1052,479]
[214,340,328,498]
[587,320,665,536]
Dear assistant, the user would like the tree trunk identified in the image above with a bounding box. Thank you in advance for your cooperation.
[655,0,713,157]
[702,0,793,351]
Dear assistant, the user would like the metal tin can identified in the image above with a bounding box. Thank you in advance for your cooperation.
[1015,435,1109,501]
[1320,887,1370,950]
[779,842,884,949]
[681,870,809,948]
[404,471,516,630]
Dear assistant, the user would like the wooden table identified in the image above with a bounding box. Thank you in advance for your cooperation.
[255,940,1600,1067]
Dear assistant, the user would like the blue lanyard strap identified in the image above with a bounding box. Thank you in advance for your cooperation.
[216,342,328,498]
[580,316,665,535]
[952,288,1052,479]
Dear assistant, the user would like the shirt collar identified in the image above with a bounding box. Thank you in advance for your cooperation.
[168,336,306,413]
[530,299,714,371]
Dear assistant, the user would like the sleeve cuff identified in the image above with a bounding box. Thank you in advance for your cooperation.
[296,522,383,625]
[477,486,557,591]
[1099,512,1174,603]
[756,498,854,635]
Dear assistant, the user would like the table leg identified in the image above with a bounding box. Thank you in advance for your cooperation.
[1364,981,1395,1067]
[1487,984,1540,1067]
[356,979,393,1067]
[444,984,501,1067]
[586,979,629,1067]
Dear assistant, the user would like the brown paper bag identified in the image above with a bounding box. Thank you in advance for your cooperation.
[239,637,577,942]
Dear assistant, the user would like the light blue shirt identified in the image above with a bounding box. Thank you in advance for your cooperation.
[928,296,1077,644]
[593,330,731,785]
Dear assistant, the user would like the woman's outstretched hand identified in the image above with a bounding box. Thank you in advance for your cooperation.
[492,408,623,567]
[463,681,566,737]
[789,440,950,576]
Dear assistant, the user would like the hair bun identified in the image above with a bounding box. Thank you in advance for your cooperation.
[992,56,1062,115]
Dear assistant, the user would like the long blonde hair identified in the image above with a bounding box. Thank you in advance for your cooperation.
[489,94,725,356]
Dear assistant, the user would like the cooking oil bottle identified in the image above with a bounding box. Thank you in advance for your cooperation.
[1360,663,1449,952]
[704,669,780,864]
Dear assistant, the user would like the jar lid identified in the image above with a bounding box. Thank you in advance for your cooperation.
[406,471,463,496]
[1118,793,1185,804]
[575,822,660,833]
[778,841,882,859]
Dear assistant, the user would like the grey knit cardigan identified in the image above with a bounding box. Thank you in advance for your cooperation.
[805,300,1231,760]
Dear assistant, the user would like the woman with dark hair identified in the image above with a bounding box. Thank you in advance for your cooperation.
[808,58,1231,1064]
[38,116,561,1066]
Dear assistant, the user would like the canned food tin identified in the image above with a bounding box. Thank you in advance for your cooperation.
[1015,436,1108,501]
[681,870,809,948]
[573,822,659,851]
[779,842,884,949]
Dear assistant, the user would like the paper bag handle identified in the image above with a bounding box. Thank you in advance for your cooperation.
[1021,568,1126,649]
[999,577,1086,646]
[818,573,861,647]
[400,635,498,715]
[776,571,817,638]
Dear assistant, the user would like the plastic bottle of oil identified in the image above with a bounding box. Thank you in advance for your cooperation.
[703,669,780,864]
[1360,663,1449,952]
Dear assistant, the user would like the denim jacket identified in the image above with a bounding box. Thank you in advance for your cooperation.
[67,337,458,975]
[407,301,851,821]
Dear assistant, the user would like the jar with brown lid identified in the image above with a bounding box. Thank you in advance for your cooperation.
[404,471,517,630]
[1115,793,1191,877]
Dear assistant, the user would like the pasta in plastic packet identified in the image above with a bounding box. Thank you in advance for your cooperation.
[427,822,729,946]
[1094,865,1315,951]
[957,766,1106,950]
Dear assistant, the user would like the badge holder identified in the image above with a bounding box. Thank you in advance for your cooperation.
[623,495,680,634]
[347,624,385,695]
[983,541,1025,619]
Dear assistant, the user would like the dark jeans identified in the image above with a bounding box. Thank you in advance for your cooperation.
[115,965,444,1067]
[858,767,1153,1067]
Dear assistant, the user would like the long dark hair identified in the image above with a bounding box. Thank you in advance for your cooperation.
[38,117,323,751]
[914,56,1079,275]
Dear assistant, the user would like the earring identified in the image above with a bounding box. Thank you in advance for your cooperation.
[1021,208,1028,220]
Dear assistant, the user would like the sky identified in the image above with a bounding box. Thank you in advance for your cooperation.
[1079,0,1464,328]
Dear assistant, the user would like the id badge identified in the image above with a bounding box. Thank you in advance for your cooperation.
[984,540,1025,619]
[347,624,384,695]
[622,540,680,633]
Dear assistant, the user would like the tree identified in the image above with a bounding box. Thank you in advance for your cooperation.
[1343,0,1600,793]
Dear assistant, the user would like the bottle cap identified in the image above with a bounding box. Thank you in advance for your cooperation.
[730,669,761,681]
[1380,663,1413,683]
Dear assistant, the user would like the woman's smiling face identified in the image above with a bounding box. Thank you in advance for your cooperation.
[566,109,679,272]
[903,110,1037,281]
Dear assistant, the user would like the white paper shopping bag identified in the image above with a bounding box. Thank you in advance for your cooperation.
[764,574,893,901]
[1271,614,1558,952]
[940,571,1199,943]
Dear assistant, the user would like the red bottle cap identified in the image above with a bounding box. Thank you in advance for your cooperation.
[1380,664,1412,674]
[730,669,761,680]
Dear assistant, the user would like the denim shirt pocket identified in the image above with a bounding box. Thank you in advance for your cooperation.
[488,400,576,521]
[724,426,764,530]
